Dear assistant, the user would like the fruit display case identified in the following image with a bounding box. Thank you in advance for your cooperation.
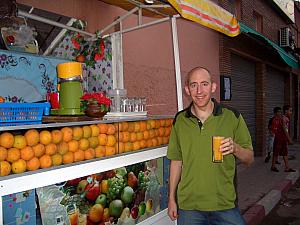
[0,116,174,225]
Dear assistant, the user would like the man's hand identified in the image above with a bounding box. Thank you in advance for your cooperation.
[168,198,178,221]
[220,137,235,155]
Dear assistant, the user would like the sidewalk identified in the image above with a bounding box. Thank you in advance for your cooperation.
[238,143,300,225]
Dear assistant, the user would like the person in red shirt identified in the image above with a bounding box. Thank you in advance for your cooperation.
[270,105,294,172]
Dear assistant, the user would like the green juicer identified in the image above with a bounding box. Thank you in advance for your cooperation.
[51,62,84,115]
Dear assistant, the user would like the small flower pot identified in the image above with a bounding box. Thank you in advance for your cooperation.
[84,103,107,118]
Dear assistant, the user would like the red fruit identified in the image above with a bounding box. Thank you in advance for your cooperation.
[127,172,138,189]
[131,206,139,219]
[86,182,101,201]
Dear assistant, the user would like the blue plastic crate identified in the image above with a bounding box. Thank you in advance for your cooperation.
[0,102,50,123]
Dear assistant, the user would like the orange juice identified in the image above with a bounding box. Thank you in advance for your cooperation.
[212,136,224,163]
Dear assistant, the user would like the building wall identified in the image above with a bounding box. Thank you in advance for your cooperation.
[219,0,300,156]
[17,0,220,115]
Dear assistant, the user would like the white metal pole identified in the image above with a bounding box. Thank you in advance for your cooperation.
[18,10,94,37]
[171,17,183,111]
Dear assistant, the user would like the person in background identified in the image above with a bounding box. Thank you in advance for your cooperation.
[270,105,294,172]
[167,67,254,225]
[265,107,281,163]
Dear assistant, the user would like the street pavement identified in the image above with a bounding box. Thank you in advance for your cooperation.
[238,143,300,225]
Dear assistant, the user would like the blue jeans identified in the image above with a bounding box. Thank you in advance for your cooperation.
[177,207,246,225]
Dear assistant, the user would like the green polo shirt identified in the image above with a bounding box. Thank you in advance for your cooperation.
[167,99,253,211]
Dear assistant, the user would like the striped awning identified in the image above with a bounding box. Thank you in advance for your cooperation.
[167,0,240,37]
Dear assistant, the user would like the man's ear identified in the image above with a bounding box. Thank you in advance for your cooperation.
[184,85,191,96]
[211,82,217,93]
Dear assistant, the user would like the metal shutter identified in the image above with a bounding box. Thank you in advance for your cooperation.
[228,54,256,149]
[265,67,285,137]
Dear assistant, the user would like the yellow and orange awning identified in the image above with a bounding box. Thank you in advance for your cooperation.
[167,0,240,37]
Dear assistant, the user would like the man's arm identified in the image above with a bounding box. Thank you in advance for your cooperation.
[221,138,254,166]
[233,143,254,166]
[168,160,182,221]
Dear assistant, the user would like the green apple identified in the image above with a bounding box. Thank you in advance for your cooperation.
[121,186,134,204]
[95,194,107,207]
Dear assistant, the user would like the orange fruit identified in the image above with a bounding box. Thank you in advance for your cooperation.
[105,146,115,156]
[106,124,116,135]
[124,142,133,152]
[146,139,153,148]
[45,143,58,155]
[98,124,108,134]
[140,140,147,149]
[163,136,169,144]
[84,148,95,160]
[11,159,26,174]
[155,120,161,129]
[120,122,129,131]
[83,126,92,138]
[133,141,141,151]
[26,157,40,171]
[128,122,135,132]
[88,137,99,148]
[78,138,89,150]
[95,146,106,158]
[149,129,155,138]
[150,120,157,129]
[90,124,100,137]
[0,146,8,161]
[139,121,147,132]
[117,132,123,142]
[154,129,159,137]
[115,142,125,154]
[143,130,150,140]
[88,204,104,223]
[152,138,158,147]
[33,143,45,158]
[20,146,34,161]
[39,130,52,145]
[157,136,163,146]
[72,127,83,140]
[51,130,63,144]
[0,132,14,148]
[7,148,20,162]
[158,127,165,137]
[13,135,27,149]
[39,155,52,168]
[73,149,85,162]
[68,140,79,152]
[129,132,137,142]
[165,127,171,137]
[62,151,74,164]
[165,118,173,126]
[136,132,144,141]
[0,161,11,176]
[133,122,140,132]
[98,134,107,146]
[61,127,73,142]
[24,129,39,146]
[106,135,116,147]
[122,131,130,142]
[114,123,119,132]
[161,119,167,127]
[57,142,69,155]
[51,154,63,166]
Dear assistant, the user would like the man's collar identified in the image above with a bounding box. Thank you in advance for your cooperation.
[185,98,223,118]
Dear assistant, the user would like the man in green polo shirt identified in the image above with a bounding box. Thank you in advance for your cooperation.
[167,67,254,225]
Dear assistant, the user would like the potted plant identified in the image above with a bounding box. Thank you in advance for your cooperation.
[80,92,111,117]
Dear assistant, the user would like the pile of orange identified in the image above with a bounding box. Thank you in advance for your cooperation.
[0,118,173,177]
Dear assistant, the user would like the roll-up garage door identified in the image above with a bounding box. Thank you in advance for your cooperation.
[265,67,285,137]
[228,54,256,149]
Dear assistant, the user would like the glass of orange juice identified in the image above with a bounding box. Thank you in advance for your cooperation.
[212,136,224,163]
